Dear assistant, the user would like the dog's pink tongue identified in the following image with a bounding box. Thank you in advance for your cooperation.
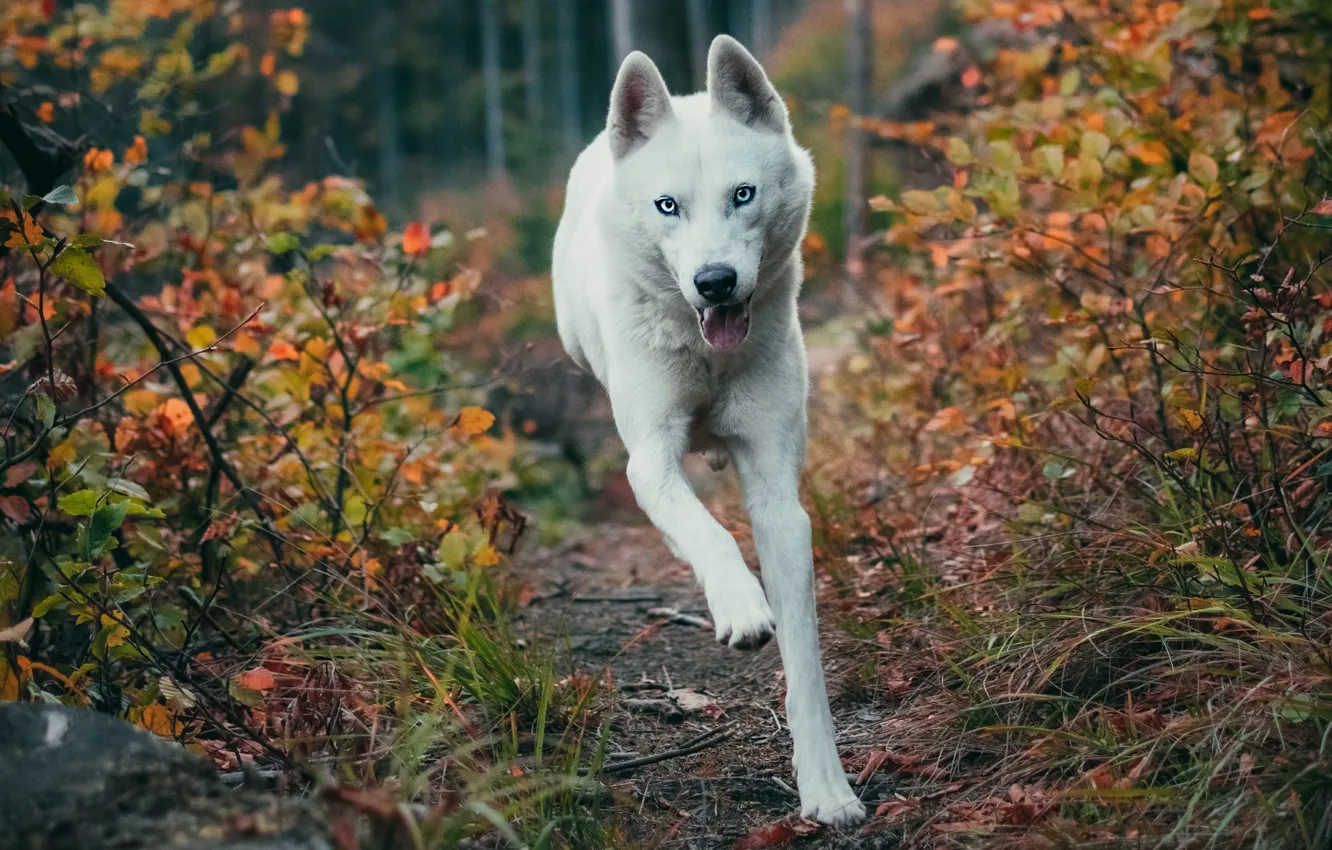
[701,304,749,350]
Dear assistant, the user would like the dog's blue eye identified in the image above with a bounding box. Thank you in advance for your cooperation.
[734,184,755,206]
[654,196,678,216]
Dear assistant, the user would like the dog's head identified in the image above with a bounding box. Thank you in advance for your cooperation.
[601,35,814,352]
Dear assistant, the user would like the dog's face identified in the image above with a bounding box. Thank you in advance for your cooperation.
[601,36,814,351]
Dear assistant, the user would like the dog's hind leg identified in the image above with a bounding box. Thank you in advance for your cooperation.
[730,427,867,827]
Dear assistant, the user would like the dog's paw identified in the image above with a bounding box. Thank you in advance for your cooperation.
[706,576,775,650]
[798,776,866,827]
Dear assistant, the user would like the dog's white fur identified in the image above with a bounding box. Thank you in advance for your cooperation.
[551,36,865,827]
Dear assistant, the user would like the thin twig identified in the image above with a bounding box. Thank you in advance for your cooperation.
[582,722,736,777]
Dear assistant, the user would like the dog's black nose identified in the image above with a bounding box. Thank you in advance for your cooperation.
[694,264,737,303]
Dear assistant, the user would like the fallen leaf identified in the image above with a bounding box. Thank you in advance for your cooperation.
[138,703,176,737]
[858,749,892,785]
[237,666,276,692]
[732,821,799,849]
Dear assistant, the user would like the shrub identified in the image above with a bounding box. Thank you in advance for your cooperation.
[1,2,603,844]
[835,0,1332,845]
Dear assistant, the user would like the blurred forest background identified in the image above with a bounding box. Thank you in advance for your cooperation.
[5,0,1332,848]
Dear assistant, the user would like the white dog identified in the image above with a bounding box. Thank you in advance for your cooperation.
[550,35,865,826]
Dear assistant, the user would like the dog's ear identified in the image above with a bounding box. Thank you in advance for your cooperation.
[608,52,674,160]
[707,35,788,133]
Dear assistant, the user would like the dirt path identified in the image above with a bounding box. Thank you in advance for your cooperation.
[514,319,894,849]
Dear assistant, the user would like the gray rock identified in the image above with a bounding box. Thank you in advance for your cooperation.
[0,703,331,850]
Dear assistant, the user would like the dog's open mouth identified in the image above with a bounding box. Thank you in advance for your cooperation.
[697,298,752,351]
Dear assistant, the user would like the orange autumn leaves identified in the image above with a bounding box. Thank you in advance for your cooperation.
[401,221,431,257]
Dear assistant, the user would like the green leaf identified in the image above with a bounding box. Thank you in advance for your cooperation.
[34,393,56,428]
[41,186,79,205]
[437,530,468,571]
[72,232,133,249]
[86,499,131,557]
[22,194,40,209]
[60,490,101,516]
[989,140,1022,174]
[49,248,105,297]
[1059,69,1080,96]
[1081,131,1110,161]
[268,232,300,254]
[308,243,338,261]
[31,592,67,618]
[107,479,151,502]
[1188,150,1219,188]
[946,137,972,166]
[228,677,263,707]
[1166,447,1199,461]
[1042,460,1076,480]
[1033,145,1065,179]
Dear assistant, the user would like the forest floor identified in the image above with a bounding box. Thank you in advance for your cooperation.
[510,316,899,849]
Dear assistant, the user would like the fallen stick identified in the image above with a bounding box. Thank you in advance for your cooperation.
[573,591,664,603]
[646,607,714,630]
[582,722,736,777]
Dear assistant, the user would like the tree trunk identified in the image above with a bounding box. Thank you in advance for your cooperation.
[556,0,581,153]
[609,0,632,79]
[522,0,542,127]
[843,0,872,288]
[751,0,774,59]
[480,0,506,180]
[374,11,402,211]
[686,0,709,89]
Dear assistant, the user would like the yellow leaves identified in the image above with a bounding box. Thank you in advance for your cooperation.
[1176,408,1204,431]
[275,70,299,96]
[137,703,179,737]
[401,221,431,257]
[355,205,387,243]
[456,406,495,436]
[473,544,500,568]
[185,325,216,350]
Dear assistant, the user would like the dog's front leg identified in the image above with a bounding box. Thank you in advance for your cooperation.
[618,415,776,649]
[731,430,866,827]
